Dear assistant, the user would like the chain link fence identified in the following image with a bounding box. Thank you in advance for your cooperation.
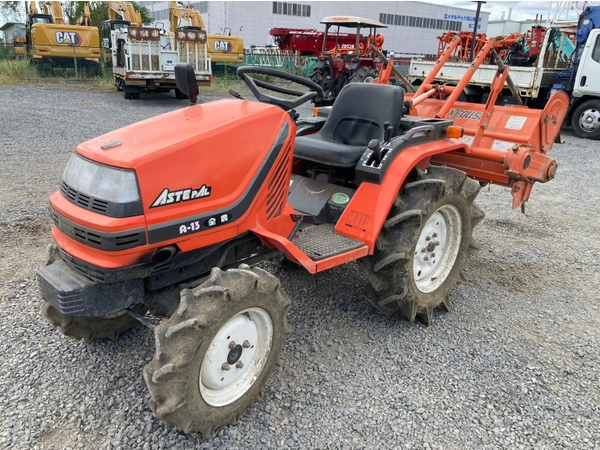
[207,51,314,81]
[1,42,406,84]
[243,49,314,78]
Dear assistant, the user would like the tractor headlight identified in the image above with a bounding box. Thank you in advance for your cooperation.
[62,153,140,204]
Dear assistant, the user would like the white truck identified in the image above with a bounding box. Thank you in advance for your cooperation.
[101,19,212,99]
[409,13,600,139]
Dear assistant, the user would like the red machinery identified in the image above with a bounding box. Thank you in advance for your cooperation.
[269,27,358,56]
[436,27,550,64]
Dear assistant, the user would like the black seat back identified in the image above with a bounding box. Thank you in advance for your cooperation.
[320,83,405,145]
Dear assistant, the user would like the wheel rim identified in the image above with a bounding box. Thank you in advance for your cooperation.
[200,307,273,407]
[578,108,600,133]
[413,205,462,293]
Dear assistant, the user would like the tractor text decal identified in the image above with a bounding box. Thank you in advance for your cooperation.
[55,31,82,46]
[151,185,212,208]
[447,108,482,121]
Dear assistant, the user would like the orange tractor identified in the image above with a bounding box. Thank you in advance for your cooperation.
[37,42,568,435]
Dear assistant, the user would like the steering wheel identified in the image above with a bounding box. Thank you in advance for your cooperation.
[237,66,325,111]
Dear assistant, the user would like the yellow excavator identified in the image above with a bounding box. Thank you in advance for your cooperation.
[169,2,244,67]
[25,1,101,74]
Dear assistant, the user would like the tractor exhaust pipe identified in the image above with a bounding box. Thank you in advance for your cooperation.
[153,245,178,264]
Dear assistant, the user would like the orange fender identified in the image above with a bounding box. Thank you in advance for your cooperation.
[334,139,469,252]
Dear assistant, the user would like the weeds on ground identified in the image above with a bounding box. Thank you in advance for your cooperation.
[0,59,269,98]
[0,59,28,85]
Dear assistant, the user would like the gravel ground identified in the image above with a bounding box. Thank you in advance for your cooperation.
[0,82,599,450]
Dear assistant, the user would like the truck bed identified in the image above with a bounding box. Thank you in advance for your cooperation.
[408,59,565,98]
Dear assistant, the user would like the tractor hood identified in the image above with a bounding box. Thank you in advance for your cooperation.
[75,99,292,238]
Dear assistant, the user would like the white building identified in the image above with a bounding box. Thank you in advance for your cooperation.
[146,1,490,56]
[0,22,26,43]
[487,19,544,37]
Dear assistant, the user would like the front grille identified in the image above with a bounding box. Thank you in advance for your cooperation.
[60,181,143,218]
[61,182,109,214]
[51,209,146,252]
[60,251,106,283]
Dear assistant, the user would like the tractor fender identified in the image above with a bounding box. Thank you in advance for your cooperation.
[334,138,469,252]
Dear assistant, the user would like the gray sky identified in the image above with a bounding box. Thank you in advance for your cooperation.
[0,1,588,27]
[421,1,582,22]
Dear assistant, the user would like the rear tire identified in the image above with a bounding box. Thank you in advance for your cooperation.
[144,265,291,436]
[350,67,378,83]
[571,99,600,139]
[358,166,484,325]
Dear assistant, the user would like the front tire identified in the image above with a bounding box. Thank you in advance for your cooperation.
[41,301,147,343]
[359,166,485,325]
[572,99,600,139]
[144,265,291,436]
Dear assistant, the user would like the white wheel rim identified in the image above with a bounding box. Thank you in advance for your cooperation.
[579,108,600,133]
[200,307,273,407]
[413,205,462,293]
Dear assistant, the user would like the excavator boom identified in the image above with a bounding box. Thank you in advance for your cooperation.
[108,1,141,27]
[169,1,244,64]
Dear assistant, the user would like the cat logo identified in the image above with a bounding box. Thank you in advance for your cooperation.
[213,40,232,53]
[55,31,82,47]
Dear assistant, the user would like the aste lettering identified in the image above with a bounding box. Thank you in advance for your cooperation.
[151,185,212,208]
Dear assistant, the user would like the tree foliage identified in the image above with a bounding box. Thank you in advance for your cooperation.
[64,2,154,28]
[0,2,155,29]
[0,1,25,23]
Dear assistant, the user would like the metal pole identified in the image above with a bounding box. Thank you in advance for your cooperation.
[490,49,523,105]
[470,1,486,62]
[74,47,78,79]
[371,45,416,92]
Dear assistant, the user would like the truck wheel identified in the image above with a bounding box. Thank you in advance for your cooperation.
[41,301,147,343]
[350,67,378,83]
[572,99,600,139]
[359,166,485,325]
[143,265,291,436]
[174,88,187,100]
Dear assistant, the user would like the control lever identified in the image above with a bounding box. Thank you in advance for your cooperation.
[228,89,243,99]
[368,139,382,165]
[383,121,394,142]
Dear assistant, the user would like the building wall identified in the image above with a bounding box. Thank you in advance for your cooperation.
[1,23,26,42]
[147,1,490,56]
[487,20,539,37]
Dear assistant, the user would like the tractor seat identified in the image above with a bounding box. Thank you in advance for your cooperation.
[294,83,405,168]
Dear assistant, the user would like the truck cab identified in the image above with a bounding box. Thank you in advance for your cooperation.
[567,28,600,138]
[573,28,600,97]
